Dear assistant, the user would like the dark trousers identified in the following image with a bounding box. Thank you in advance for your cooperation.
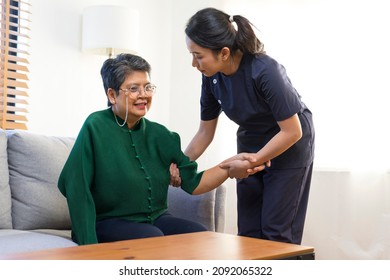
[237,163,313,244]
[95,212,207,243]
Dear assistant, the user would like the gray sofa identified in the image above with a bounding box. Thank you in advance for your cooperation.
[0,129,226,256]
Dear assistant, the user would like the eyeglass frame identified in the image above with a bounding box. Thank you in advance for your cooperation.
[119,84,157,98]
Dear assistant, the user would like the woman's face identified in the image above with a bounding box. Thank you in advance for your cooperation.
[110,71,153,128]
[186,36,224,77]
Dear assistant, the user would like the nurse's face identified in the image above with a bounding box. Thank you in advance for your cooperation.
[186,36,224,77]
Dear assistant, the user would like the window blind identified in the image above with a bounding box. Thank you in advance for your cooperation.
[0,0,30,130]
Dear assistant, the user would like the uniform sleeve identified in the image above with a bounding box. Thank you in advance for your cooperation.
[58,122,98,245]
[200,75,222,121]
[255,59,302,121]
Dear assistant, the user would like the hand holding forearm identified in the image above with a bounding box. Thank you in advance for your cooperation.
[219,153,270,178]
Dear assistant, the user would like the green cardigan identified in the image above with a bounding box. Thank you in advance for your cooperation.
[58,108,203,245]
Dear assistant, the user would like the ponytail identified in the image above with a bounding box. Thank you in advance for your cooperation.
[185,7,265,55]
[232,15,265,55]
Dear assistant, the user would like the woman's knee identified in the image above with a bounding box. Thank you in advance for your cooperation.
[96,218,164,243]
[154,214,208,235]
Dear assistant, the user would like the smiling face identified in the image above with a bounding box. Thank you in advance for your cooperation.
[108,71,153,128]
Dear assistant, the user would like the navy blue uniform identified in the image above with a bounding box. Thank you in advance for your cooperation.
[201,53,315,244]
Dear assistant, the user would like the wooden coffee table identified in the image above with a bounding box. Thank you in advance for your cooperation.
[0,232,314,260]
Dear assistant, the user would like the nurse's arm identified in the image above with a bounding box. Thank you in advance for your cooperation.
[219,113,301,175]
[184,118,218,161]
[252,113,302,165]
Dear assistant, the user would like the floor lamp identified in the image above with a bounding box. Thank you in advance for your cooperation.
[82,5,139,57]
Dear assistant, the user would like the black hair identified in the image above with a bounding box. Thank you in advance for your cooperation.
[185,7,265,56]
[100,53,151,107]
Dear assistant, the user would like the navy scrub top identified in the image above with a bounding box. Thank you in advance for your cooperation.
[200,53,315,169]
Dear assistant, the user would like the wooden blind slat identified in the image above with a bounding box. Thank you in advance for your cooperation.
[1,63,29,72]
[0,104,28,113]
[9,107,28,113]
[1,96,28,105]
[1,113,28,122]
[7,0,31,5]
[0,88,29,97]
[0,53,29,64]
[0,11,31,21]
[1,121,27,130]
[1,71,29,81]
[0,19,31,31]
[1,79,29,89]
[1,38,31,48]
[7,30,31,40]
[0,1,29,7]
[0,45,30,56]
[7,11,31,20]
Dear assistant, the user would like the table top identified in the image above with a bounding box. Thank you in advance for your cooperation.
[1,232,314,260]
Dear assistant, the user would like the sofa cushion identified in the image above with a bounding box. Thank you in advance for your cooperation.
[0,129,12,229]
[0,229,77,255]
[6,130,75,230]
[168,186,226,232]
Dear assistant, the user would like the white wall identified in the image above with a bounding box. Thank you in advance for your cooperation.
[27,0,390,259]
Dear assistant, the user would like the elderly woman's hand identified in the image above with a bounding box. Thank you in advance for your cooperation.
[169,163,182,187]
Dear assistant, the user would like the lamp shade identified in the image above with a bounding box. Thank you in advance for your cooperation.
[82,5,139,57]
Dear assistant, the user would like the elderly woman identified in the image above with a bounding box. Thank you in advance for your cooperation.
[58,53,265,245]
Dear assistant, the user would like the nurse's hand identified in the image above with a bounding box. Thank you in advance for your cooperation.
[246,159,271,175]
[223,159,256,179]
[219,153,270,178]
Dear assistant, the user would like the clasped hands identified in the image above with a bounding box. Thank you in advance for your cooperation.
[218,153,271,179]
[169,153,271,186]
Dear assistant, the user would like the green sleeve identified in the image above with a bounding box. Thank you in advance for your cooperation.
[58,122,98,245]
[169,132,204,194]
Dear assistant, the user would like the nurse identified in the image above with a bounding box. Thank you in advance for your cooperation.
[183,7,315,244]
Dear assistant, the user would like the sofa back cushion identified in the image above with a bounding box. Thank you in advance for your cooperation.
[0,129,12,229]
[167,185,226,232]
[7,130,75,230]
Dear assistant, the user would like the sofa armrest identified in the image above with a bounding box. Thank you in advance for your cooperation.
[167,185,227,232]
[0,129,12,229]
[214,185,227,232]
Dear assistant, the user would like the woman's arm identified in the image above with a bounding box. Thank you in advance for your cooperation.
[192,159,268,195]
[191,165,229,195]
[58,126,98,245]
